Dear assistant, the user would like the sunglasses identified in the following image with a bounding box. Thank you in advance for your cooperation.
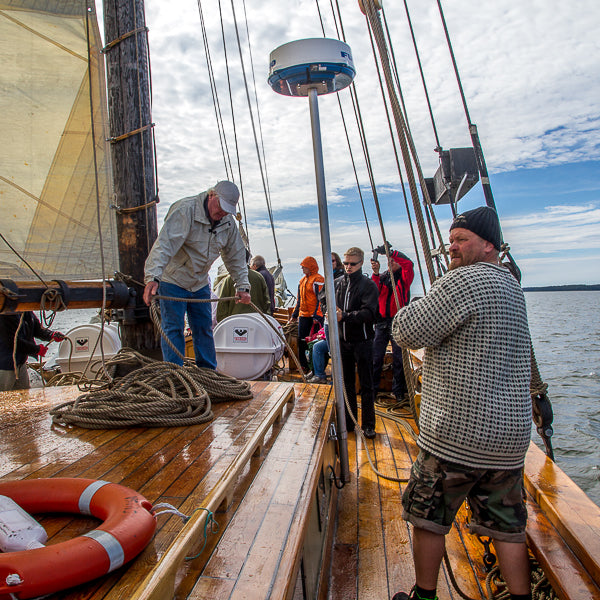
[343,260,361,266]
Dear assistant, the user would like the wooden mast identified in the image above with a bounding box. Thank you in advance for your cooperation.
[103,0,159,352]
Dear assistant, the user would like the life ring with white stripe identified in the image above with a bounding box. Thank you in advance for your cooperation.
[0,478,156,600]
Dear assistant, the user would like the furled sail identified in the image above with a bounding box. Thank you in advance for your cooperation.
[0,0,118,281]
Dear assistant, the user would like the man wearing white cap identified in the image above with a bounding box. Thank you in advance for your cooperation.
[143,181,250,369]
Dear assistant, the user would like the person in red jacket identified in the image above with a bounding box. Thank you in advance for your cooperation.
[288,256,324,374]
[371,248,414,403]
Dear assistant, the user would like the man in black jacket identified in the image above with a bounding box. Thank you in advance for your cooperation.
[0,312,64,391]
[250,255,275,314]
[327,247,379,438]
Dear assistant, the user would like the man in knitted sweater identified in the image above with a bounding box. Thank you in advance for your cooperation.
[391,206,533,600]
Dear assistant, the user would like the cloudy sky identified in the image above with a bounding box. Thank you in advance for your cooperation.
[100,0,600,293]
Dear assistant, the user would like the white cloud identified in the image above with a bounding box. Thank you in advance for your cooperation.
[97,0,600,289]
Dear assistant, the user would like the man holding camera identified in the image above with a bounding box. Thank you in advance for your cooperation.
[370,244,414,404]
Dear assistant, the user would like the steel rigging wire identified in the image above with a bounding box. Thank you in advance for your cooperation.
[196,0,284,267]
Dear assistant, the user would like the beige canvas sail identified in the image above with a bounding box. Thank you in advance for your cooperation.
[0,0,118,281]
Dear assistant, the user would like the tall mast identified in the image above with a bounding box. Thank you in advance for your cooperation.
[103,0,159,352]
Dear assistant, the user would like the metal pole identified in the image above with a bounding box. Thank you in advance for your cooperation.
[308,87,350,483]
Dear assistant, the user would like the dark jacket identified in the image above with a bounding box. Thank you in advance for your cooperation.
[256,265,275,313]
[0,312,53,370]
[329,270,379,343]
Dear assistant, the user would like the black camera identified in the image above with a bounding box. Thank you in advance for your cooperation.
[371,241,392,261]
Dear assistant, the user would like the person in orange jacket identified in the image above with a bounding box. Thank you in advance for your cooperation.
[288,256,324,374]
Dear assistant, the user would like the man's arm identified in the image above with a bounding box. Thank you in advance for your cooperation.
[392,272,469,349]
[392,251,415,305]
[31,313,54,343]
[144,202,192,290]
[311,276,324,320]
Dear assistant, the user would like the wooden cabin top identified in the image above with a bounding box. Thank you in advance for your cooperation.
[1,382,600,599]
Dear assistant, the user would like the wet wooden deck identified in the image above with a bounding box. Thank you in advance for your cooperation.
[1,382,600,599]
[331,404,493,600]
[0,381,336,600]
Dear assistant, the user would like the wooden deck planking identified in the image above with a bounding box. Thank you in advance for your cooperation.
[329,429,359,600]
[341,408,491,600]
[377,416,416,598]
[356,429,399,599]
[112,382,297,600]
[0,382,297,600]
[2,382,598,600]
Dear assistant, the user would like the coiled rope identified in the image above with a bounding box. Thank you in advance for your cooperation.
[50,356,252,429]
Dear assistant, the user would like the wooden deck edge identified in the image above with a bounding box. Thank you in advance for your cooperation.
[128,383,296,600]
[276,400,338,600]
[526,491,600,599]
[524,443,600,593]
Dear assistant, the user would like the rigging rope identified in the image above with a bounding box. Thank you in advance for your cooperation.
[196,0,282,265]
[216,0,248,233]
[240,0,282,267]
[362,2,435,283]
[197,0,234,180]
[364,19,428,294]
[400,0,441,151]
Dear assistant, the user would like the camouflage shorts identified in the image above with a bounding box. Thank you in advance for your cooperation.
[402,450,527,542]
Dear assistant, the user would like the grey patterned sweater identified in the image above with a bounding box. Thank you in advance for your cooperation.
[392,262,532,469]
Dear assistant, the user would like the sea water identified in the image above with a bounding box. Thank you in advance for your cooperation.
[525,291,600,508]
[38,292,600,507]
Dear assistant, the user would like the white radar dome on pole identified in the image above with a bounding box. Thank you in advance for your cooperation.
[267,37,355,483]
[268,38,355,97]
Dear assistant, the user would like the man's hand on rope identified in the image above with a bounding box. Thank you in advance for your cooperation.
[143,280,159,306]
[51,331,65,342]
[37,344,48,358]
[235,291,251,305]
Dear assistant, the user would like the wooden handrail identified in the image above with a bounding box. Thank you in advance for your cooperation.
[129,383,295,600]
[525,443,600,597]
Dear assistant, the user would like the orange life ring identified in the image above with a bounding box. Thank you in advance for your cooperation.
[0,478,156,600]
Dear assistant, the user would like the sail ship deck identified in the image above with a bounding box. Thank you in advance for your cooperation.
[1,382,600,599]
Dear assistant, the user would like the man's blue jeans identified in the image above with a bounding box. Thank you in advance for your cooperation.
[159,281,216,369]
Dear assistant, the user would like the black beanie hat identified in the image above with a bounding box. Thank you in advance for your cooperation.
[450,206,502,250]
